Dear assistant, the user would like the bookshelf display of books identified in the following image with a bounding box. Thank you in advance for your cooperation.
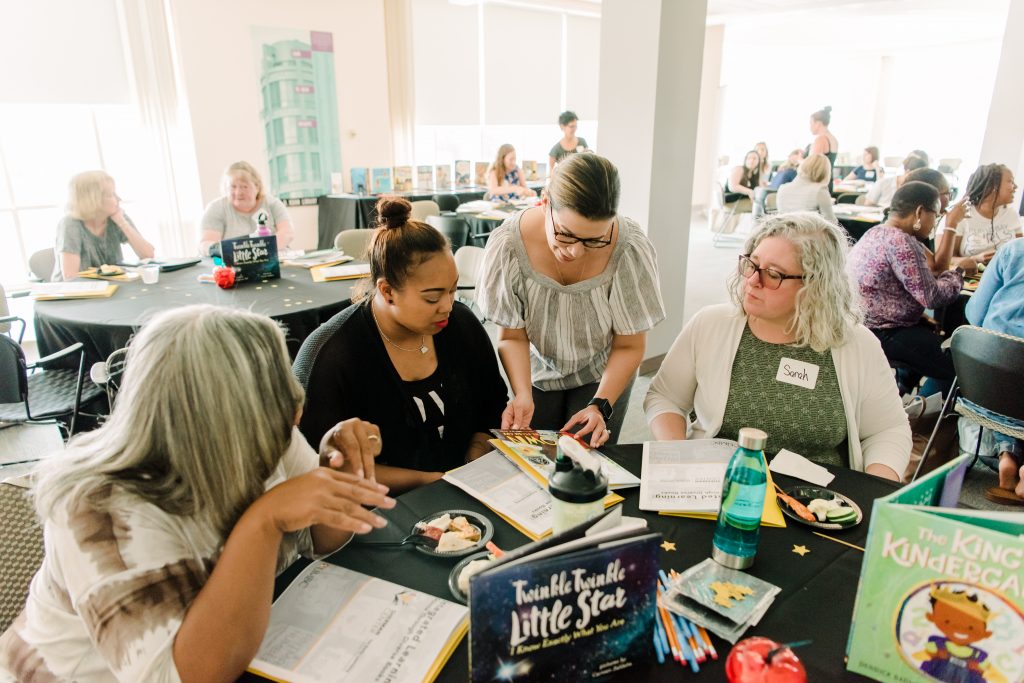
[393,165,413,192]
[417,165,433,190]
[370,167,392,194]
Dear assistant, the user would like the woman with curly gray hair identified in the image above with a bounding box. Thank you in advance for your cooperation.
[644,212,911,480]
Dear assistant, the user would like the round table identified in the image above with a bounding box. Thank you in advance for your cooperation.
[34,260,362,367]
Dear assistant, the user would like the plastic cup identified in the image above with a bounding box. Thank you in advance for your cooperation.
[141,264,160,284]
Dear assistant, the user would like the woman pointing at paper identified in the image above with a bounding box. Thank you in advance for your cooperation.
[644,213,911,481]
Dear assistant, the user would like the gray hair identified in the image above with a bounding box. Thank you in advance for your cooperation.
[728,212,862,352]
[34,305,304,538]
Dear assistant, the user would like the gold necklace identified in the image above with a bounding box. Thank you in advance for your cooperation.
[371,304,429,355]
[553,250,587,286]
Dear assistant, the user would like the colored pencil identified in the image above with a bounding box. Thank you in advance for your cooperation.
[654,604,677,663]
[657,585,697,671]
[656,597,683,664]
[652,630,666,664]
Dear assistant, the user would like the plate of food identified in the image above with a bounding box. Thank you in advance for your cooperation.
[776,485,863,530]
[448,550,500,604]
[412,510,494,558]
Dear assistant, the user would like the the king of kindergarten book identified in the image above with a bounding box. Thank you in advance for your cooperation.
[468,510,660,681]
[846,454,1024,683]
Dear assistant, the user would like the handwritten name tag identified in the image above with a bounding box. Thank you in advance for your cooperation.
[776,357,819,390]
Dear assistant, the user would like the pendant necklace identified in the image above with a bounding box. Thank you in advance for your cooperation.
[553,251,587,286]
[371,305,429,354]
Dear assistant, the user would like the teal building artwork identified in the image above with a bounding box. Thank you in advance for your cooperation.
[256,29,342,199]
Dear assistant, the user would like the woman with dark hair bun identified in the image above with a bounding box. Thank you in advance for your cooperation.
[808,106,838,192]
[295,196,508,493]
[848,182,978,396]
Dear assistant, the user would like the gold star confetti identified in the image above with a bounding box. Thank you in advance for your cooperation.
[792,544,810,557]
[660,541,677,552]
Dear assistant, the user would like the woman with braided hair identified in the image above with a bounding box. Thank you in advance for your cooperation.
[935,163,1021,271]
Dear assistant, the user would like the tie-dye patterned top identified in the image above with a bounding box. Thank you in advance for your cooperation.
[847,224,963,329]
[0,428,319,682]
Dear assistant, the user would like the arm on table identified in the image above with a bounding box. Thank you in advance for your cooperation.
[644,325,699,441]
[58,252,81,280]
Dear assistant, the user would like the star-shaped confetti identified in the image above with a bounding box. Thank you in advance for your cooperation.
[792,544,810,556]
[660,540,677,552]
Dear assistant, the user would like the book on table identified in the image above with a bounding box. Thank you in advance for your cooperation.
[281,249,352,269]
[474,161,489,187]
[220,235,280,283]
[393,165,413,192]
[417,165,434,190]
[846,454,1024,683]
[467,507,661,681]
[490,429,640,490]
[522,160,538,181]
[454,160,471,188]
[370,167,393,194]
[435,164,451,190]
[310,262,371,283]
[31,281,118,300]
[349,167,368,195]
[248,562,467,683]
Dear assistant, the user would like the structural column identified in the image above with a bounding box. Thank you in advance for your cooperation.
[979,0,1024,189]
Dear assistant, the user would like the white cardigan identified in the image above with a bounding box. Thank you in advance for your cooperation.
[643,304,912,476]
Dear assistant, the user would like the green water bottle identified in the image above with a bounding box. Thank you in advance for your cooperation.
[711,427,768,569]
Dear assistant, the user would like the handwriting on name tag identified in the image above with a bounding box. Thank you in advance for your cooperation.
[776,357,819,390]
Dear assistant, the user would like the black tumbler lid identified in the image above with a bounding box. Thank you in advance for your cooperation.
[549,459,608,504]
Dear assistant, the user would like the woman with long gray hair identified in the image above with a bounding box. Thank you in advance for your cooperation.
[0,305,394,682]
[645,212,911,480]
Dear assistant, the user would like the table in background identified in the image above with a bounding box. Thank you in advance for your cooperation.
[462,213,506,246]
[34,260,361,367]
[833,204,883,242]
[257,445,896,682]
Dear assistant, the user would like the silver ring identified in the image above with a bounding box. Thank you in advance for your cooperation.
[367,434,380,442]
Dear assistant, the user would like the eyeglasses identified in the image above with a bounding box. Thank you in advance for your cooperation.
[549,205,614,249]
[738,255,805,290]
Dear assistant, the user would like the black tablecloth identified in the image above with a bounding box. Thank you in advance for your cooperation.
[258,445,897,682]
[34,260,361,367]
[837,216,876,243]
[464,214,504,247]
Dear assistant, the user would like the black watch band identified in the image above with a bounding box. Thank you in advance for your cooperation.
[587,397,613,421]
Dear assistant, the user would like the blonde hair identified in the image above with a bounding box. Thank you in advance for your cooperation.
[729,212,862,352]
[491,143,516,184]
[66,170,114,221]
[798,154,832,184]
[34,305,304,538]
[221,160,265,202]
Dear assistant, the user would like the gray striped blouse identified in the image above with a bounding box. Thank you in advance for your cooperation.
[479,210,665,391]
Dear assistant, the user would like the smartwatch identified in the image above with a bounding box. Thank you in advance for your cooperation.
[587,397,613,421]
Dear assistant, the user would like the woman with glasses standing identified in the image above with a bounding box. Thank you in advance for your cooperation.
[479,153,665,447]
[645,212,910,480]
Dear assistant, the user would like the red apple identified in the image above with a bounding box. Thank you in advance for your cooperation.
[726,637,807,683]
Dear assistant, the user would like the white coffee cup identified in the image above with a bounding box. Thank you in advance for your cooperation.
[141,264,160,284]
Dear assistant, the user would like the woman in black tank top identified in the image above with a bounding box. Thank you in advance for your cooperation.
[809,106,838,192]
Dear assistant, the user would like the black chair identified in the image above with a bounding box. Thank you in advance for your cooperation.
[431,194,460,213]
[913,326,1024,481]
[836,193,861,204]
[0,332,102,438]
[0,284,25,344]
[426,215,469,250]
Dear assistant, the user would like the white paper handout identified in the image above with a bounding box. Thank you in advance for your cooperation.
[768,448,835,487]
[318,263,371,279]
[638,439,738,513]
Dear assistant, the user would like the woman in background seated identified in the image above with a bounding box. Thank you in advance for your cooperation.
[727,150,762,202]
[199,161,294,255]
[864,153,927,208]
[645,212,910,480]
[548,110,589,170]
[754,141,771,186]
[54,171,155,281]
[934,163,1021,270]
[848,182,976,397]
[0,305,394,681]
[768,149,805,190]
[487,144,536,202]
[296,197,508,494]
[776,153,837,225]
[844,146,884,182]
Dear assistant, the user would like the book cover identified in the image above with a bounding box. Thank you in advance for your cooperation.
[536,162,547,181]
[454,160,471,188]
[370,167,393,194]
[435,164,451,190]
[490,429,640,490]
[393,165,413,192]
[846,455,1024,682]
[522,160,538,182]
[220,235,280,283]
[475,161,489,187]
[469,533,660,681]
[417,165,434,190]
[350,167,369,195]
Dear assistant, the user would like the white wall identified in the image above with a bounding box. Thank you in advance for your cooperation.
[169,0,394,249]
[691,23,724,209]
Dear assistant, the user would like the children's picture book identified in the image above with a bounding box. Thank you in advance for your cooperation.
[435,164,451,190]
[393,165,413,192]
[454,160,471,188]
[474,161,489,187]
[417,165,434,190]
[220,235,280,283]
[846,454,1024,683]
[370,167,393,194]
[536,162,547,181]
[249,562,468,683]
[490,429,640,490]
[349,167,369,195]
[522,160,538,182]
[469,508,660,681]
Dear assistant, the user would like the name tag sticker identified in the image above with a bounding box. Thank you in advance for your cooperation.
[776,357,819,390]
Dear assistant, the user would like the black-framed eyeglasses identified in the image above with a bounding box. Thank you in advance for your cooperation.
[549,204,614,249]
[738,255,805,290]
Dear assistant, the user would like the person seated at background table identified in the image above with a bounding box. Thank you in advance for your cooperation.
[727,150,762,202]
[199,160,294,255]
[645,212,910,480]
[0,304,394,681]
[776,153,837,225]
[848,182,977,398]
[844,146,884,183]
[487,144,536,202]
[768,149,804,190]
[901,167,953,270]
[54,170,155,281]
[479,153,665,448]
[548,110,589,170]
[934,163,1020,271]
[963,236,1024,505]
[754,141,771,186]
[864,153,928,208]
[295,197,508,494]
